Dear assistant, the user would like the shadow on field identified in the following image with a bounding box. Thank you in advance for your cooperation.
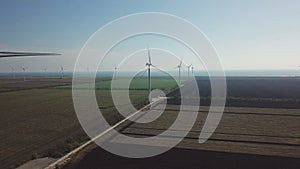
[64,144,300,169]
[167,77,300,109]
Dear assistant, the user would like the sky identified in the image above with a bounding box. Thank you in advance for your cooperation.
[0,0,300,73]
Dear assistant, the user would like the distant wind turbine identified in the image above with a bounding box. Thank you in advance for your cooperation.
[43,67,48,77]
[113,65,118,79]
[176,60,183,84]
[191,66,194,75]
[60,65,64,79]
[19,66,28,81]
[9,65,16,79]
[187,64,192,77]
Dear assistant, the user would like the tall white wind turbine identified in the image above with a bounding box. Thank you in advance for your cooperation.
[60,65,64,79]
[146,45,152,101]
[187,64,192,77]
[142,45,170,101]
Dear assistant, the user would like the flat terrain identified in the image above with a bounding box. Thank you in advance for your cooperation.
[169,76,300,108]
[0,77,72,91]
[0,87,148,169]
[1,76,300,169]
[64,105,300,169]
[63,77,300,169]
[58,77,178,91]
[64,145,300,169]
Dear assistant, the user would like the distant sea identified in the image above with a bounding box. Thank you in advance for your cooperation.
[0,70,299,77]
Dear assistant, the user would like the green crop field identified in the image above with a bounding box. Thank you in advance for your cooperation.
[0,75,178,168]
[58,77,178,91]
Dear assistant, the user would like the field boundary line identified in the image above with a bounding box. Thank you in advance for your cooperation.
[44,91,175,169]
[45,82,184,169]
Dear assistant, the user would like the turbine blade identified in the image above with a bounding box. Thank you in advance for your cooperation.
[138,67,148,77]
[151,64,169,76]
[147,45,151,64]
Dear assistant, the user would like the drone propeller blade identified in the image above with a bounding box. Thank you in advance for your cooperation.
[0,51,61,58]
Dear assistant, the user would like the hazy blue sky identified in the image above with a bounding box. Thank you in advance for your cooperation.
[0,0,300,72]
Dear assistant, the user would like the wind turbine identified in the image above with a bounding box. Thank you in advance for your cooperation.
[19,66,28,81]
[142,45,170,101]
[43,67,48,77]
[146,45,152,101]
[9,65,16,79]
[113,65,118,79]
[191,66,194,75]
[187,64,192,77]
[60,65,64,79]
[176,60,183,84]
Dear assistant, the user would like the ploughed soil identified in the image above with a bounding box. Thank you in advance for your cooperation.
[64,143,300,169]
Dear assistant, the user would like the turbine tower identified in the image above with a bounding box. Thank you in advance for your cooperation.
[191,66,194,75]
[113,65,118,79]
[60,65,64,79]
[146,45,152,101]
[9,65,16,79]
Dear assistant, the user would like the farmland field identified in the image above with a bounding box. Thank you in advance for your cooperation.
[64,105,300,169]
[63,77,300,169]
[1,76,300,169]
[0,87,148,169]
[58,77,178,91]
